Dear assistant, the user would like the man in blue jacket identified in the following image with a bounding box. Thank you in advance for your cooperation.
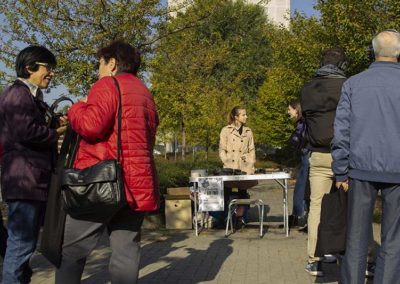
[332,29,400,284]
[0,46,66,283]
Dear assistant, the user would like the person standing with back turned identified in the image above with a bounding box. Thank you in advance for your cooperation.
[301,47,347,276]
[55,41,159,284]
[332,29,400,284]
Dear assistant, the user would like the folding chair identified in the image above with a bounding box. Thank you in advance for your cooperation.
[225,198,265,238]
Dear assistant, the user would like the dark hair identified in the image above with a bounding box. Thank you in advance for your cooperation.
[288,99,302,118]
[320,47,347,70]
[96,40,141,75]
[15,45,56,78]
[228,106,246,124]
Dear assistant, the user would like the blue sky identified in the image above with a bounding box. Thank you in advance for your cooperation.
[291,0,318,17]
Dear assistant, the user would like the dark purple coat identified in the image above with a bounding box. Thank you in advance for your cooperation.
[0,80,58,201]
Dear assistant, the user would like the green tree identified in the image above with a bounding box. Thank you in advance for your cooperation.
[253,14,327,147]
[151,0,272,159]
[254,0,400,148]
[316,0,400,75]
[0,0,165,94]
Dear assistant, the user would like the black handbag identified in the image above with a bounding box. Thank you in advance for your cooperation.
[40,125,77,267]
[315,185,348,256]
[61,77,126,222]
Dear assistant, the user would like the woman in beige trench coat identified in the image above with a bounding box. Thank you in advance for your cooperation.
[218,106,256,228]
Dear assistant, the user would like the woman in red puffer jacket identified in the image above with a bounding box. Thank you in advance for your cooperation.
[56,41,159,284]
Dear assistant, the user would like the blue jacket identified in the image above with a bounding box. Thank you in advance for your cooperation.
[332,61,400,183]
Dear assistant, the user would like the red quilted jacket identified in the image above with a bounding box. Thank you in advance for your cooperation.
[68,73,159,211]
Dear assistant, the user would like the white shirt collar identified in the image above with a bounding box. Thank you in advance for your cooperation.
[17,78,40,98]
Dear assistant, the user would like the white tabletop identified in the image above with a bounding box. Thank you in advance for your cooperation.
[189,172,291,183]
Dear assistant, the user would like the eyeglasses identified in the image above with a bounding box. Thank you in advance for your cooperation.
[35,62,55,72]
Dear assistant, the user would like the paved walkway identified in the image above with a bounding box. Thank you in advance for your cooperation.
[3,180,379,283]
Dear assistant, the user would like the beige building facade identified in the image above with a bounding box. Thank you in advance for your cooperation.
[168,0,291,27]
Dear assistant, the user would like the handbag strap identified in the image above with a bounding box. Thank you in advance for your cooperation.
[111,77,122,162]
[67,77,123,166]
[57,126,77,171]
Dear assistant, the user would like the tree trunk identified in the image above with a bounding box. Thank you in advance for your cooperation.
[205,132,209,161]
[163,142,167,160]
[174,134,177,161]
[181,124,186,161]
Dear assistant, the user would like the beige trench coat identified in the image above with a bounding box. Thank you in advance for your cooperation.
[219,124,256,174]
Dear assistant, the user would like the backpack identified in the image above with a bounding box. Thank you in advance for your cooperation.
[290,117,307,150]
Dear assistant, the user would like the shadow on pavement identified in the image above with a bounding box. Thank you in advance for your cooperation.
[138,233,233,283]
[80,231,189,284]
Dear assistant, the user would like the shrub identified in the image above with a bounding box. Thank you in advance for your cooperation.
[155,151,222,195]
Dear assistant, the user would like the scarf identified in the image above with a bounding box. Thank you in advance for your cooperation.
[314,64,346,78]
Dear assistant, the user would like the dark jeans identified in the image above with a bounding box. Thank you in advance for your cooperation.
[292,150,309,217]
[0,209,7,259]
[341,179,400,284]
[2,200,45,284]
[55,207,145,284]
[0,168,6,259]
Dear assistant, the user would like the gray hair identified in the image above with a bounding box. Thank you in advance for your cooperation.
[372,30,400,58]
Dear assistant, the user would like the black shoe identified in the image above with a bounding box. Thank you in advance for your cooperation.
[305,262,323,277]
[234,216,246,230]
[289,215,299,228]
[365,262,375,278]
[298,224,308,233]
[297,215,307,228]
[322,254,337,263]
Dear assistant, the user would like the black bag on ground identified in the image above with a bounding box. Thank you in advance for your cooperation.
[315,186,347,256]
[61,77,126,223]
[40,126,77,267]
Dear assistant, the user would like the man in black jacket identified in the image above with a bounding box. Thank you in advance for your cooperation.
[301,47,347,276]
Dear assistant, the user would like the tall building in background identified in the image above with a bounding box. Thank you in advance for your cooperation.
[253,0,290,27]
[168,0,291,27]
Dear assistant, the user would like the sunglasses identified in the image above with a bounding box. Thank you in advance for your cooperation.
[35,62,55,72]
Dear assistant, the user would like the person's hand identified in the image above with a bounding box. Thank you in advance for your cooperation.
[58,115,68,127]
[336,180,349,192]
[56,125,67,135]
[80,96,88,103]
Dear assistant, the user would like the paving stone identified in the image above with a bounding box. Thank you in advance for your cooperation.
[0,180,381,283]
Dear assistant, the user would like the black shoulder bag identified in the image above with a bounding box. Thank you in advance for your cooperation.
[61,77,126,222]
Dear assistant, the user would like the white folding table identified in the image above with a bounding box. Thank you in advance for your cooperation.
[190,172,291,237]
